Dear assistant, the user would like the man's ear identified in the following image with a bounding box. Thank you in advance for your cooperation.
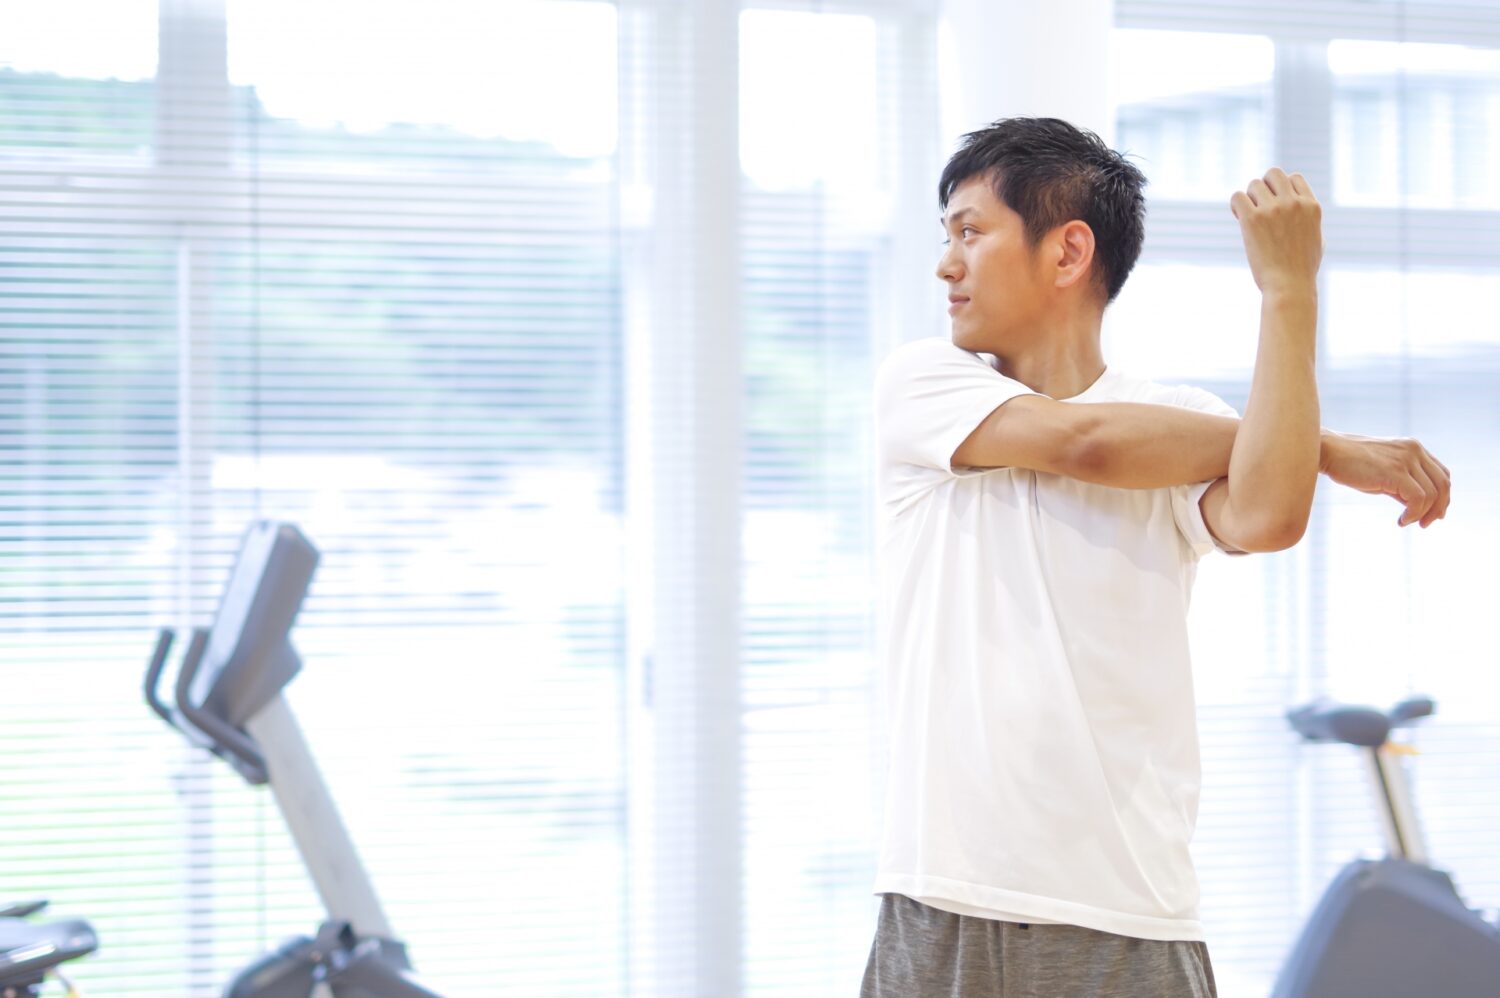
[1052,220,1096,293]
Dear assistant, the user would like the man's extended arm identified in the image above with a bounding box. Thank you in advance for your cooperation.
[954,392,1441,493]
[1194,168,1324,551]
[950,394,1239,486]
[950,168,1449,538]
[952,165,1323,521]
[951,397,1449,530]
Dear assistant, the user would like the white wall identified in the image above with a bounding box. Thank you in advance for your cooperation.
[938,0,1116,149]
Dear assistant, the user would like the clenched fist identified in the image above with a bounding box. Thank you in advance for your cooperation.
[1231,168,1324,299]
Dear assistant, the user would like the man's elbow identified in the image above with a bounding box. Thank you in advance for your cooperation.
[1235,508,1311,553]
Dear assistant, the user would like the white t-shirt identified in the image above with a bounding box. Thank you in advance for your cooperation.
[870,336,1241,943]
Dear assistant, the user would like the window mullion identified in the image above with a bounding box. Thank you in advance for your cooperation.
[157,1,236,994]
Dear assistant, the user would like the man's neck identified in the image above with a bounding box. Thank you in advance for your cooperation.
[990,312,1108,400]
[995,350,1106,400]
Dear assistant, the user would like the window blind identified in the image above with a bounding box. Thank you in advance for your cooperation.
[1,2,185,993]
[1110,3,1500,993]
[2,0,943,995]
[3,0,627,993]
[738,7,937,990]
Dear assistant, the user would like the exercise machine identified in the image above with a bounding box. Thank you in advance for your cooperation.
[0,900,96,998]
[144,521,444,997]
[1271,694,1500,997]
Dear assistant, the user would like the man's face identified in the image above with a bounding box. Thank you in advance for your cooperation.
[936,174,1050,355]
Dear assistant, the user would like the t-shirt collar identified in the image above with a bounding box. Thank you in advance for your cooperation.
[1057,365,1116,402]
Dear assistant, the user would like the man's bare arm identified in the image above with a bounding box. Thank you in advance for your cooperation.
[950,398,1451,532]
[950,395,1240,487]
[952,165,1451,540]
[1198,168,1324,552]
[953,165,1318,519]
[1199,292,1319,551]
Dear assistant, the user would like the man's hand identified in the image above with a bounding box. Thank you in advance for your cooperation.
[1230,167,1323,298]
[1320,431,1452,528]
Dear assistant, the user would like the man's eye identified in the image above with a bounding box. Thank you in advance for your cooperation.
[962,226,976,236]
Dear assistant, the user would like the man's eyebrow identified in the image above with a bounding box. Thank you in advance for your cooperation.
[938,207,979,228]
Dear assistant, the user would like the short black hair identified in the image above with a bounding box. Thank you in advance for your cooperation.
[938,117,1147,305]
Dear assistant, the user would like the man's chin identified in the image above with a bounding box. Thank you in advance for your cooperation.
[950,326,992,354]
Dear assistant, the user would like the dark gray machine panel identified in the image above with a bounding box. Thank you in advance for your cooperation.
[193,521,319,726]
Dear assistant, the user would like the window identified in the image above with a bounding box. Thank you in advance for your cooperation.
[3,1,626,992]
[1331,40,1500,209]
[1111,29,1273,202]
[1115,4,1500,993]
[0,0,155,160]
[1,1,940,994]
[739,11,891,990]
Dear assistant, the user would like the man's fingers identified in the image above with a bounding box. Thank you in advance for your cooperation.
[1238,166,1318,210]
[1229,190,1252,220]
[1399,467,1438,527]
[1417,451,1451,524]
[1334,437,1451,528]
[1394,475,1424,527]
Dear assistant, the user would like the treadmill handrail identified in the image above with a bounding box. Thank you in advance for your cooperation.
[173,627,270,785]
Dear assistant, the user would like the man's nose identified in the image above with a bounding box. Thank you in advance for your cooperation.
[935,246,962,283]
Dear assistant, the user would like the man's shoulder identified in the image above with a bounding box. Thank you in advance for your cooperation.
[874,337,989,392]
[877,336,968,369]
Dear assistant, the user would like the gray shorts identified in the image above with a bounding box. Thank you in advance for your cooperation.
[860,893,1218,998]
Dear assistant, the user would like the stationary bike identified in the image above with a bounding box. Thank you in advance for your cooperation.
[1271,695,1500,996]
[0,899,96,997]
[144,521,444,997]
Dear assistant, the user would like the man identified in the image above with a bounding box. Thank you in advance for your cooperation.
[860,117,1450,997]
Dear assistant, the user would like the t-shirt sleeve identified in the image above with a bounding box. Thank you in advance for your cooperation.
[1163,385,1250,559]
[873,338,1040,476]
